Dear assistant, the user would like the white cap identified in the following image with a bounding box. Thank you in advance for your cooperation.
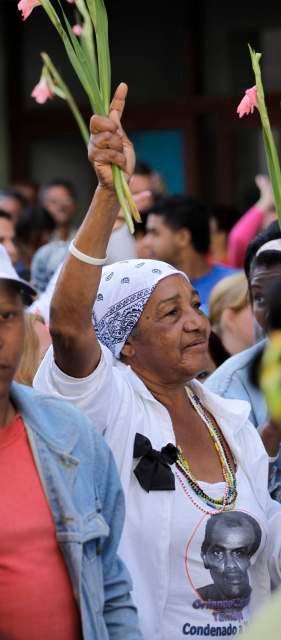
[0,245,36,303]
[256,239,281,256]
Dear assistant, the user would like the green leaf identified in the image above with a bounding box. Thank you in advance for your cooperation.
[263,130,281,216]
[85,0,111,113]
[36,0,133,231]
[112,166,134,233]
[40,1,92,105]
[249,44,281,225]
[75,0,98,79]
[56,0,105,114]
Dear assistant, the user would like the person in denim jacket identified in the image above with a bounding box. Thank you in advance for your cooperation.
[0,245,141,640]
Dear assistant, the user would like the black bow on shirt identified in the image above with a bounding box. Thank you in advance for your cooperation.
[133,433,178,492]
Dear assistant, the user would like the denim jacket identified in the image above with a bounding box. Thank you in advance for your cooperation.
[205,340,267,428]
[10,382,141,640]
[205,339,281,501]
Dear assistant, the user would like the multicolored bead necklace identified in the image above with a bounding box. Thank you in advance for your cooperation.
[175,388,237,515]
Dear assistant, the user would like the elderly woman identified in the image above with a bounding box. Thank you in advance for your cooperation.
[34,85,281,640]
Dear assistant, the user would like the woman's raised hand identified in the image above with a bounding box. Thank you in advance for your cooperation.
[88,83,135,190]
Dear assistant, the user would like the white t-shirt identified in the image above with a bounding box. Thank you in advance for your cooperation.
[162,467,267,639]
[34,344,281,640]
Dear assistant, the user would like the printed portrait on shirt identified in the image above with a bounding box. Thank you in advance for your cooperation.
[197,511,261,610]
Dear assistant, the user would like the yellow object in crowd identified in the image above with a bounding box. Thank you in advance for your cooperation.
[260,330,281,424]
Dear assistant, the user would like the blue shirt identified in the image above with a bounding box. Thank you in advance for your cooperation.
[191,264,238,314]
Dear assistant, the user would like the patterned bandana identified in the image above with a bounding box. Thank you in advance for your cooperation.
[93,259,189,358]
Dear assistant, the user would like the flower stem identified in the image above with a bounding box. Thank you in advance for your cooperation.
[41,52,89,147]
[249,45,281,226]
[112,166,135,234]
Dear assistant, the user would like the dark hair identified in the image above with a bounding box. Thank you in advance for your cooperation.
[39,179,77,201]
[201,511,262,557]
[211,204,241,233]
[147,195,210,254]
[15,207,55,244]
[0,209,13,222]
[0,188,27,208]
[134,160,153,176]
[208,331,230,367]
[244,220,281,280]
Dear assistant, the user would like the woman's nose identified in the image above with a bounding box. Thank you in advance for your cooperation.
[183,308,208,332]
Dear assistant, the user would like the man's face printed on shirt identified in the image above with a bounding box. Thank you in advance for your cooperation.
[200,511,262,604]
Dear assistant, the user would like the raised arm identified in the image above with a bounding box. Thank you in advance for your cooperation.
[49,83,135,377]
[227,175,275,268]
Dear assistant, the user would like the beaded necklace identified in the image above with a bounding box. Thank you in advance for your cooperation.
[175,388,237,515]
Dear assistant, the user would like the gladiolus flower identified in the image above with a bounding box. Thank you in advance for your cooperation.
[31,77,54,104]
[18,0,40,20]
[72,24,84,36]
[237,86,258,118]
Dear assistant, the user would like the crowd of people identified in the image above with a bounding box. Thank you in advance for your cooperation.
[1,83,281,639]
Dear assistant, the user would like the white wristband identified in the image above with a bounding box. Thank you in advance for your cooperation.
[69,240,107,266]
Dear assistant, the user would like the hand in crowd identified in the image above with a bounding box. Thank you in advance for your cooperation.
[88,82,135,191]
[132,189,153,212]
[255,174,275,213]
[113,189,152,231]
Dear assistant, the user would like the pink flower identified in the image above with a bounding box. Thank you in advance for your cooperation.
[31,77,54,104]
[237,86,258,118]
[17,0,40,20]
[66,0,76,3]
[72,24,84,36]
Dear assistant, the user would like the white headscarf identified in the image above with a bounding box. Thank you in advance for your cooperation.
[93,259,189,358]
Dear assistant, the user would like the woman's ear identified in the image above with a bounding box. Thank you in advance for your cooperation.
[220,307,235,332]
[121,338,136,359]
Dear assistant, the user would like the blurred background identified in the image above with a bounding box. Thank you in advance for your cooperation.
[1,0,281,216]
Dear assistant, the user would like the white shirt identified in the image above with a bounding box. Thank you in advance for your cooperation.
[28,265,62,324]
[34,344,281,640]
[162,468,267,639]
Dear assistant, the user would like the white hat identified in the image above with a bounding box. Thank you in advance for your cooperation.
[256,239,281,256]
[0,245,36,303]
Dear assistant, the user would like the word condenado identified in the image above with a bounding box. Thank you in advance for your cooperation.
[182,623,244,636]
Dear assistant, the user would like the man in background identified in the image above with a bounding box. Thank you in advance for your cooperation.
[144,196,237,313]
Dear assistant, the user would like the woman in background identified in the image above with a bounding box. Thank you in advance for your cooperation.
[16,314,51,386]
[209,272,254,356]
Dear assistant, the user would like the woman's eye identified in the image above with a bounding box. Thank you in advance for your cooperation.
[165,308,178,317]
[254,295,265,306]
[0,312,16,321]
[192,301,202,311]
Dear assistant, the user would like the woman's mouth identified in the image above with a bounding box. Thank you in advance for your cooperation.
[183,339,208,351]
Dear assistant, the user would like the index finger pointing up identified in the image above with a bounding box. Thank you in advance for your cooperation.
[109,82,128,128]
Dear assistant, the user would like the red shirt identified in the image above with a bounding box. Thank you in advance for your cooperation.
[0,415,81,639]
